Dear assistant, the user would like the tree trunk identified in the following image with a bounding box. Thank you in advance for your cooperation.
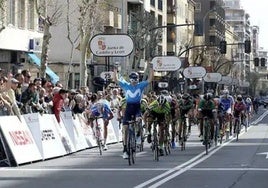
[40,21,51,79]
[79,34,90,88]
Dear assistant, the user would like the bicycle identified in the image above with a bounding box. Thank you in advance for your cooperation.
[136,118,144,152]
[219,112,230,144]
[126,116,137,165]
[203,116,212,155]
[151,119,159,161]
[233,114,242,141]
[163,122,171,155]
[91,116,103,155]
[177,114,187,151]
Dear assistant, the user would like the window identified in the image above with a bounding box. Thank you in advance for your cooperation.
[158,0,163,11]
[18,0,25,28]
[28,0,35,30]
[9,0,15,25]
[151,0,155,7]
[74,73,80,89]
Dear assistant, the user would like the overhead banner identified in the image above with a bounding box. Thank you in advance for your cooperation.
[23,113,67,160]
[0,116,42,165]
[60,112,89,151]
[152,56,181,71]
[183,66,206,79]
[90,34,134,57]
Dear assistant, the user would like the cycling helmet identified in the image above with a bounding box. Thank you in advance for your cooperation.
[182,93,190,100]
[237,95,243,102]
[129,72,139,83]
[246,97,251,103]
[204,93,213,100]
[222,89,229,96]
[157,95,166,105]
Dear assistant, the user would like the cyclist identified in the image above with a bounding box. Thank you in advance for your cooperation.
[177,93,193,142]
[219,89,235,136]
[87,93,114,150]
[198,93,217,144]
[233,95,246,136]
[244,96,253,125]
[143,95,171,156]
[114,65,153,159]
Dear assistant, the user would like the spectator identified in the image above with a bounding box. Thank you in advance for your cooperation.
[21,70,32,92]
[52,89,69,123]
[21,83,38,114]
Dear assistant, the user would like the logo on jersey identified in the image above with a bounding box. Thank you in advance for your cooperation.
[125,89,141,99]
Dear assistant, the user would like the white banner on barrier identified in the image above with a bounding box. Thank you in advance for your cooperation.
[0,116,42,165]
[60,112,89,151]
[107,119,118,144]
[111,112,122,142]
[43,114,76,154]
[77,114,97,147]
[23,113,67,159]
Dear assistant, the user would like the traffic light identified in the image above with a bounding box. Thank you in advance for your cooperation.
[261,58,266,67]
[244,40,251,54]
[219,41,227,54]
[254,57,259,66]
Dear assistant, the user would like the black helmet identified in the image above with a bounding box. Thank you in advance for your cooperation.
[182,93,190,100]
[157,95,166,105]
[237,95,243,101]
[129,72,139,83]
[204,93,213,100]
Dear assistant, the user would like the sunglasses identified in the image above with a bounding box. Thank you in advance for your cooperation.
[129,78,138,83]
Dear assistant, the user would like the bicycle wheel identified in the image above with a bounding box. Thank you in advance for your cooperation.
[131,134,136,164]
[153,144,159,161]
[234,119,239,141]
[214,123,219,146]
[127,128,133,166]
[97,137,102,155]
[203,118,209,155]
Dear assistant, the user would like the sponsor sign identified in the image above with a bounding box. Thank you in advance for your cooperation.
[218,76,233,85]
[100,71,114,80]
[90,34,134,57]
[204,73,222,83]
[61,112,89,151]
[23,113,67,159]
[183,66,206,78]
[158,82,169,88]
[232,78,239,86]
[152,56,181,71]
[0,116,42,165]
[77,114,97,147]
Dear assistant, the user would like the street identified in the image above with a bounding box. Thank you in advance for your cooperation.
[0,109,268,188]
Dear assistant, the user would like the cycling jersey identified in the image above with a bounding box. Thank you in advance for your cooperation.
[148,100,170,115]
[90,102,112,120]
[219,95,234,113]
[118,77,148,103]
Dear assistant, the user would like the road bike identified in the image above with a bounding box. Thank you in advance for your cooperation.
[91,116,103,155]
[151,119,159,161]
[203,116,212,155]
[126,116,137,165]
[177,114,187,151]
[163,122,171,155]
[233,114,242,141]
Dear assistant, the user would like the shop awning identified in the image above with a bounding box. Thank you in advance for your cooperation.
[27,53,59,84]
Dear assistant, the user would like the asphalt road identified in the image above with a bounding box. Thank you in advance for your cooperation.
[1,108,268,188]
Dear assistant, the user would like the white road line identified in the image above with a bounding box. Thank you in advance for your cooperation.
[136,126,252,188]
[0,168,169,171]
[190,167,268,171]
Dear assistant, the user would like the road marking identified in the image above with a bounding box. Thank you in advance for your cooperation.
[190,167,268,171]
[257,152,268,159]
[135,126,251,188]
[0,168,169,171]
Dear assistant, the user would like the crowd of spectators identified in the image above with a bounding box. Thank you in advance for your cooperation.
[0,68,122,123]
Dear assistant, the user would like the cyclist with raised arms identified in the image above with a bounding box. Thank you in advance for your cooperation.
[114,64,153,159]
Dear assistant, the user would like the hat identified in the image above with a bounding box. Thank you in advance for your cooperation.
[11,78,19,83]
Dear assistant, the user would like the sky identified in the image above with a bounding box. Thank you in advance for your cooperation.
[240,0,268,49]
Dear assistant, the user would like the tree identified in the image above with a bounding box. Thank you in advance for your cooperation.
[128,10,162,76]
[35,0,63,78]
[76,0,108,88]
[0,0,6,32]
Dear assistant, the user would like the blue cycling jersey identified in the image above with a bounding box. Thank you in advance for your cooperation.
[118,77,148,103]
[90,102,112,119]
[219,96,234,112]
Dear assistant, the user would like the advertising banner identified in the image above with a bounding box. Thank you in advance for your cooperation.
[0,116,42,165]
[23,113,67,159]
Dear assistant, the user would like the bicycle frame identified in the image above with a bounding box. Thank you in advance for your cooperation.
[203,116,211,155]
[91,116,103,155]
[126,117,137,166]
